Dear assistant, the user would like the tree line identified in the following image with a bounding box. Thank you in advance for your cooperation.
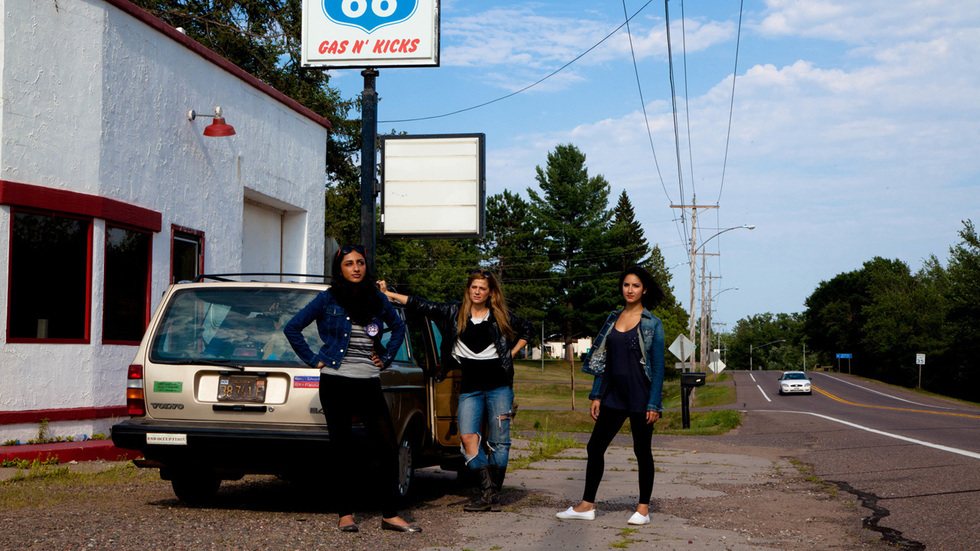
[725,220,979,402]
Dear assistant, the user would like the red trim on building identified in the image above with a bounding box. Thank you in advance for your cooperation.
[0,180,161,233]
[0,440,141,463]
[0,406,128,426]
[107,0,331,130]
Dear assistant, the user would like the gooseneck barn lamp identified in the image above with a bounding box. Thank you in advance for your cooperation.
[187,106,236,137]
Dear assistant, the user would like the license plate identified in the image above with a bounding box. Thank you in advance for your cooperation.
[218,374,267,403]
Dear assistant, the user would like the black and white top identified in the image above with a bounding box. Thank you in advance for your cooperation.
[453,313,508,392]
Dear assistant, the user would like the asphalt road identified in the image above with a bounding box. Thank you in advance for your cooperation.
[729,370,980,549]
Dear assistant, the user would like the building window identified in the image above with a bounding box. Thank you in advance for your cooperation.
[103,225,152,344]
[8,210,91,342]
[171,226,204,283]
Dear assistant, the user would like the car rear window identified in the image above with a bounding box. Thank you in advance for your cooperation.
[149,288,321,366]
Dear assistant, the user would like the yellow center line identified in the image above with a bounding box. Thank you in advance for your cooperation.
[813,386,980,419]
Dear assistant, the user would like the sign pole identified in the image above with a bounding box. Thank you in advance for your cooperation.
[360,68,379,274]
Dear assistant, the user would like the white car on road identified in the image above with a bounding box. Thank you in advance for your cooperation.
[778,371,812,395]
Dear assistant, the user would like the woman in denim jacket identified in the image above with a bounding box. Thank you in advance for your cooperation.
[557,266,665,526]
[379,270,532,513]
[285,245,420,534]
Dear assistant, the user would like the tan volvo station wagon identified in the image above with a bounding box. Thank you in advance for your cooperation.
[112,274,463,503]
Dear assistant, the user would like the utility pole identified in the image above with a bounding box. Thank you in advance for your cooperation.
[359,68,380,274]
[671,202,717,371]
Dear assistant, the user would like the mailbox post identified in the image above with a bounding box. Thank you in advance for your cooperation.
[680,372,706,429]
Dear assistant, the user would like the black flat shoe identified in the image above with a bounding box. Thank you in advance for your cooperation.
[381,519,422,533]
[338,523,359,533]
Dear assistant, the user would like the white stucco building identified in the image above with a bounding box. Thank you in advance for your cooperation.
[0,0,330,443]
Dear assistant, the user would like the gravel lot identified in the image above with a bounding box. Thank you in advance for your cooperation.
[1,446,896,551]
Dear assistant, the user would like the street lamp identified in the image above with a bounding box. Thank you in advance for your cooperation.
[688,225,754,370]
[749,339,785,371]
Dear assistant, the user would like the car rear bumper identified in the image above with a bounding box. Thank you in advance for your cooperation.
[112,418,333,476]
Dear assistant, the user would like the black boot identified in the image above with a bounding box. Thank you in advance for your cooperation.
[488,465,506,512]
[463,466,496,512]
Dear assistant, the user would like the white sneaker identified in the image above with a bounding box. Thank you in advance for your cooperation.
[556,507,596,520]
[627,511,650,525]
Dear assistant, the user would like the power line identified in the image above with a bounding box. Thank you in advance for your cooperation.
[717,0,745,204]
[620,0,668,202]
[379,0,657,124]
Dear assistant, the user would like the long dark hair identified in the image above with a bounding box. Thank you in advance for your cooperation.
[330,246,382,325]
[620,266,664,310]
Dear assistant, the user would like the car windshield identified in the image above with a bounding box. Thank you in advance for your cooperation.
[149,288,321,366]
[783,372,807,380]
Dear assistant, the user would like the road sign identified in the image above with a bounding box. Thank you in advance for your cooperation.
[836,353,852,359]
[669,334,695,362]
[916,354,926,365]
[708,359,726,374]
[302,0,440,67]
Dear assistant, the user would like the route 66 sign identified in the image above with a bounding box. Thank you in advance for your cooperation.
[302,0,440,68]
[324,0,418,33]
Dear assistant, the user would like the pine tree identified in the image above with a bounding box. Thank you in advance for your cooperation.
[527,144,613,363]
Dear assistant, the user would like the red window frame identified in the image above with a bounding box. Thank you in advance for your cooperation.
[1,180,162,345]
[102,222,153,345]
[6,207,94,344]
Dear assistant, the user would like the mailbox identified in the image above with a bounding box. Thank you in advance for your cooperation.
[681,372,706,388]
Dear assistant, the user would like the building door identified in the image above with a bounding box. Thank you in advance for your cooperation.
[242,200,283,277]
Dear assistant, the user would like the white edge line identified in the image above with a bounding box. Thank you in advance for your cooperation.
[772,410,980,460]
[815,372,954,410]
[756,385,771,402]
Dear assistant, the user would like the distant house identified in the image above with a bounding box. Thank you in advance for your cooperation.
[0,1,329,443]
[530,337,593,360]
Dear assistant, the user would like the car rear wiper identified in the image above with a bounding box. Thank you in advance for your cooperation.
[168,358,245,371]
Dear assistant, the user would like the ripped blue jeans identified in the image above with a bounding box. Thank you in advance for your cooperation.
[458,386,513,470]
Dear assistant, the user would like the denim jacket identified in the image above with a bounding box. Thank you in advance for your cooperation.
[283,289,406,370]
[581,308,665,412]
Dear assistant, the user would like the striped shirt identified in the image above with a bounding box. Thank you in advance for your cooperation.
[327,323,380,379]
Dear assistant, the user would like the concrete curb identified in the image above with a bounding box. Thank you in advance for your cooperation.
[0,440,140,464]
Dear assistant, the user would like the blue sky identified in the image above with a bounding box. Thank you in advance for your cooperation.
[327,0,980,332]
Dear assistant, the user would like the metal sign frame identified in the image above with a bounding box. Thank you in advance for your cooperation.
[379,133,486,239]
[301,0,440,68]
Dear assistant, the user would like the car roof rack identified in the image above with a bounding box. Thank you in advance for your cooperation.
[190,273,330,283]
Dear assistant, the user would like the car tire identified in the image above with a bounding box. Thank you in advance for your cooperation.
[395,432,417,499]
[170,473,221,504]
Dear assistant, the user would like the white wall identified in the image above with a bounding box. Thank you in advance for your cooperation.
[0,0,328,442]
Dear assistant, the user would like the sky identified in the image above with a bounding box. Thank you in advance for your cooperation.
[327,0,980,332]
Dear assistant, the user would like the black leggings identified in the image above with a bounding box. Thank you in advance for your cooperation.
[319,374,400,519]
[582,405,655,505]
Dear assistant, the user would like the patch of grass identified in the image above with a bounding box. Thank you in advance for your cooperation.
[514,408,742,436]
[513,409,596,433]
[654,409,742,435]
[508,431,577,471]
[0,462,149,510]
[611,527,641,548]
[514,382,593,408]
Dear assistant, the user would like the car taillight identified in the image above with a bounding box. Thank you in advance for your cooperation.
[127,364,145,417]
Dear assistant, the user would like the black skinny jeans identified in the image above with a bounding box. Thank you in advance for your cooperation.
[319,374,400,519]
[582,405,655,505]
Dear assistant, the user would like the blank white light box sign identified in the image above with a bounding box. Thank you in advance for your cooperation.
[380,134,485,238]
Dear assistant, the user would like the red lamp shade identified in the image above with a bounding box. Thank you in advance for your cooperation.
[203,117,235,137]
